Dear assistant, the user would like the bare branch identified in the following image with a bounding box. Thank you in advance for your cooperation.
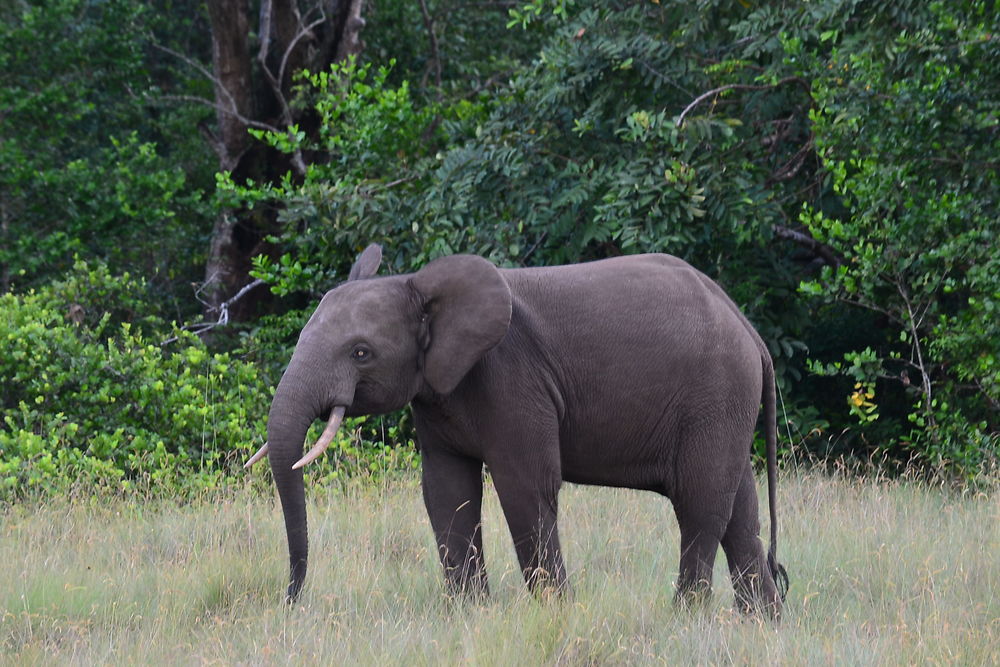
[638,60,695,98]
[773,224,842,267]
[378,175,420,190]
[837,295,902,326]
[355,174,420,199]
[258,0,274,64]
[677,77,811,127]
[158,94,284,134]
[897,282,934,422]
[255,2,327,177]
[215,277,268,322]
[418,0,443,92]
[461,71,512,99]
[153,43,245,121]
[153,41,281,171]
[162,278,268,346]
[521,231,549,264]
[256,64,309,176]
[767,138,814,185]
[279,12,326,86]
[153,43,217,90]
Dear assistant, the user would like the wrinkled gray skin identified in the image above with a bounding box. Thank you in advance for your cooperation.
[264,244,788,618]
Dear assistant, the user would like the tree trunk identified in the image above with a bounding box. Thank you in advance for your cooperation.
[203,0,367,319]
[1,199,9,293]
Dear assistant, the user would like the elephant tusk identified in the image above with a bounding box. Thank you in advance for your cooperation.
[292,405,347,470]
[244,442,270,468]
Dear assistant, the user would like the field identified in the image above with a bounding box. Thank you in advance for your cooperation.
[2,468,998,665]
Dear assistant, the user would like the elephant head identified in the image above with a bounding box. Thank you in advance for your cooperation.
[245,244,512,600]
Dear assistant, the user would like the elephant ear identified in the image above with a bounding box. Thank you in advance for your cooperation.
[409,254,512,395]
[349,244,382,281]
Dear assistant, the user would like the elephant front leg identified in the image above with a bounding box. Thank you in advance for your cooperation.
[421,449,489,598]
[490,461,567,598]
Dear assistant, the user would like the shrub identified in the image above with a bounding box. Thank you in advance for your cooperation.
[0,262,269,498]
[0,262,419,500]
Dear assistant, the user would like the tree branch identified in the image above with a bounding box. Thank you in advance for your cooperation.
[279,12,327,86]
[773,224,842,268]
[895,280,934,419]
[418,0,443,92]
[460,71,512,99]
[677,77,811,127]
[153,43,254,128]
[158,94,284,134]
[638,60,695,98]
[256,3,328,177]
[162,278,268,346]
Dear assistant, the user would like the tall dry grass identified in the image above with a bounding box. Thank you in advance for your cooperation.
[2,469,998,664]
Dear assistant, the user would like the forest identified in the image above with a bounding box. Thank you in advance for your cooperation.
[1,0,997,497]
[2,1,999,662]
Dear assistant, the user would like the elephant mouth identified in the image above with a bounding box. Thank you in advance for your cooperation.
[243,404,348,470]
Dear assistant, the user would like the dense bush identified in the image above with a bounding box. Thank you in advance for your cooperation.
[790,1,999,471]
[0,263,417,499]
[0,263,262,496]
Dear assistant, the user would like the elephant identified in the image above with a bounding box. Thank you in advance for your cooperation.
[246,244,789,618]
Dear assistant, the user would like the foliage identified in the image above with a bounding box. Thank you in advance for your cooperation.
[224,2,823,458]
[229,2,817,373]
[0,262,415,500]
[0,262,261,497]
[222,0,998,477]
[219,58,441,296]
[795,0,999,472]
[0,0,211,312]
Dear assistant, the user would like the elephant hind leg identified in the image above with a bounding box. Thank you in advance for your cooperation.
[674,521,724,608]
[672,491,734,608]
[720,468,783,620]
[670,433,745,608]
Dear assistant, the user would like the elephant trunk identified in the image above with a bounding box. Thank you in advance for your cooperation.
[246,355,353,601]
[264,362,346,602]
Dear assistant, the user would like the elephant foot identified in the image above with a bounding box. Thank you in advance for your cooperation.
[734,596,783,623]
[674,580,713,611]
[732,573,784,622]
[524,564,570,602]
[444,573,490,602]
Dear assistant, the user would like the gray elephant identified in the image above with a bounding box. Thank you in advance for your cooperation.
[246,244,788,618]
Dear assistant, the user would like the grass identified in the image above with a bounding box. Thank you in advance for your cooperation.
[2,468,998,665]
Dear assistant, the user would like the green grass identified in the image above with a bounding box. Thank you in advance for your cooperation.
[2,469,998,665]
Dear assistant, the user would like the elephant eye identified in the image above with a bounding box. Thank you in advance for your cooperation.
[351,346,372,362]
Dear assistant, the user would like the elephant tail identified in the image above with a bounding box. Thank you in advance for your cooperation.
[762,353,789,602]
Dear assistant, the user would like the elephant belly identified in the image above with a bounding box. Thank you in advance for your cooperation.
[557,421,677,494]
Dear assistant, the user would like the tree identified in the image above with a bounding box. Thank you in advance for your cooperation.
[797,0,999,470]
[198,0,366,319]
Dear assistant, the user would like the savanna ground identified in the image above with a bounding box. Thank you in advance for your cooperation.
[2,467,998,665]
